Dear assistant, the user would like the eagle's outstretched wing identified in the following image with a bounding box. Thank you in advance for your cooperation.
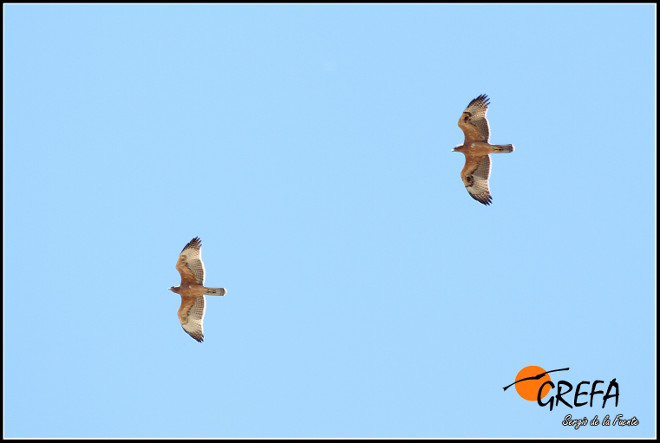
[461,155,492,205]
[175,236,205,285]
[460,94,490,143]
[178,295,206,342]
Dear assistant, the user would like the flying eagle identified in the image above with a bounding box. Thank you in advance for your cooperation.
[169,237,226,342]
[452,94,514,205]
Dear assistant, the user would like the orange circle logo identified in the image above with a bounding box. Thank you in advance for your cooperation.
[514,366,552,401]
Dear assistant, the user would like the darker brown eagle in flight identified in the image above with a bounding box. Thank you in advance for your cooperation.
[453,94,514,205]
[169,237,226,342]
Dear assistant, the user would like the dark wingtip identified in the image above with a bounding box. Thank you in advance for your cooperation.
[192,332,204,343]
[465,94,490,109]
[192,334,204,343]
[471,194,492,206]
[183,326,204,342]
[472,93,490,107]
[182,236,202,251]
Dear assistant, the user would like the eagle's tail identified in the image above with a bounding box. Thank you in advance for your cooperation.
[491,144,514,153]
[204,287,227,296]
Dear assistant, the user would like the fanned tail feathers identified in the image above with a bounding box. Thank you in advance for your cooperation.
[205,288,226,296]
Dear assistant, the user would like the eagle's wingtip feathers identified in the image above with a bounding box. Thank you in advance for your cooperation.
[182,236,202,252]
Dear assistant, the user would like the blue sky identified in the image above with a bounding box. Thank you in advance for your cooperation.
[4,4,655,438]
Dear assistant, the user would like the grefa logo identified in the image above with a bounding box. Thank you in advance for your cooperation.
[503,366,619,410]
[503,366,639,430]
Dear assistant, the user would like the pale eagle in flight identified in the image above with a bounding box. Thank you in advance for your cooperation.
[169,237,226,342]
[453,94,514,205]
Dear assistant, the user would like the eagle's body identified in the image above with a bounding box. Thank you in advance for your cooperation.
[453,94,514,205]
[169,237,226,342]
[453,141,495,157]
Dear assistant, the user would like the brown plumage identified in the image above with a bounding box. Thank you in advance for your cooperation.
[169,237,226,342]
[452,94,514,205]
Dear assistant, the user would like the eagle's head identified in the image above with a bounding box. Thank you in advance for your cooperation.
[169,286,180,294]
[452,145,463,152]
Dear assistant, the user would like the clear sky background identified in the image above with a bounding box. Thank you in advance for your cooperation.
[4,4,655,438]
